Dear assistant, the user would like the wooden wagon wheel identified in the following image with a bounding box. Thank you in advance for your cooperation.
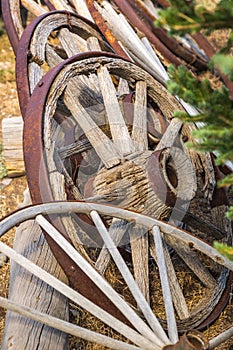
[15,9,113,117]
[22,52,232,332]
[1,201,233,348]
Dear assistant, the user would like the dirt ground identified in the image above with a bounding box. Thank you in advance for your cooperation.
[0,20,233,350]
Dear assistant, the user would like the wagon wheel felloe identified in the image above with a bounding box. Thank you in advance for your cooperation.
[0,202,233,348]
[22,52,232,333]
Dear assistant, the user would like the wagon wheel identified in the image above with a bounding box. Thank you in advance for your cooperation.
[1,201,233,348]
[22,52,232,332]
[15,9,113,117]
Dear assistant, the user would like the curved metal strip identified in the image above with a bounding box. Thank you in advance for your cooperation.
[1,0,21,54]
[86,0,130,60]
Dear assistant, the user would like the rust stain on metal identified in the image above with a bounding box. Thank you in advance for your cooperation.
[1,0,20,55]
[164,330,209,349]
[114,0,208,70]
[113,0,182,67]
[147,149,177,207]
[86,0,130,60]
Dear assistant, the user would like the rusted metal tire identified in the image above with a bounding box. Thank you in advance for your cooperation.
[1,202,233,348]
[1,0,22,54]
[112,0,208,71]
[23,52,232,332]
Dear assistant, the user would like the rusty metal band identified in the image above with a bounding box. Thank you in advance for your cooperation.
[153,0,233,98]
[16,9,113,118]
[126,0,208,71]
[112,0,181,67]
[23,51,137,327]
[43,0,56,11]
[189,33,233,99]
[1,0,20,54]
[164,330,209,349]
[85,0,130,60]
[197,271,233,331]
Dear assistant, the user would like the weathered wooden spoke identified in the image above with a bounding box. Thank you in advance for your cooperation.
[0,202,233,348]
[22,52,232,333]
[15,9,113,117]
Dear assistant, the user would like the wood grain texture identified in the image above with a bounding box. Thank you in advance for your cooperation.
[1,217,69,350]
[2,117,25,177]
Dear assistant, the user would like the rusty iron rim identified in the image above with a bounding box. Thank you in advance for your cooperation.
[112,0,208,71]
[154,0,233,98]
[85,0,131,60]
[1,0,21,54]
[1,200,233,345]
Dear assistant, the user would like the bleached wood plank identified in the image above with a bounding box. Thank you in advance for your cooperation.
[97,1,166,84]
[97,65,134,156]
[49,0,73,11]
[130,227,149,303]
[149,243,190,320]
[21,0,47,17]
[117,78,130,95]
[2,116,25,177]
[132,81,148,152]
[87,36,101,51]
[64,91,120,168]
[152,226,178,344]
[1,189,69,350]
[95,219,129,274]
[155,118,182,150]
[36,214,164,349]
[209,326,233,350]
[70,0,93,22]
[0,297,141,350]
[58,28,82,57]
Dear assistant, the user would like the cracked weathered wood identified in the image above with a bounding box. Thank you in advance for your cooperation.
[130,226,150,303]
[2,116,25,177]
[149,240,190,320]
[90,211,169,346]
[95,219,130,274]
[97,65,134,157]
[152,226,178,344]
[132,80,148,152]
[36,214,166,349]
[1,193,69,350]
[0,225,158,350]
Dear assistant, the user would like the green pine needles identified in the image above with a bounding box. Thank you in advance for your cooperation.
[157,0,233,218]
[167,65,233,170]
[157,0,233,259]
[156,0,233,34]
